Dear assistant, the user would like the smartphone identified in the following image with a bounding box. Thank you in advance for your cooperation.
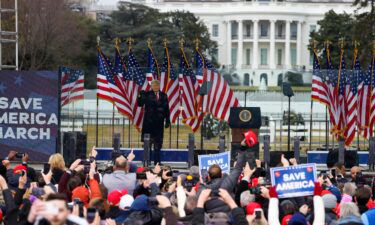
[255,208,262,219]
[87,208,97,223]
[43,163,50,175]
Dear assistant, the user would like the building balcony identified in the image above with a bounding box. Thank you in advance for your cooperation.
[259,34,269,39]
[275,34,285,39]
[231,34,238,40]
[291,34,297,40]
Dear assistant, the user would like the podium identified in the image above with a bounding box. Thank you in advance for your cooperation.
[229,107,262,160]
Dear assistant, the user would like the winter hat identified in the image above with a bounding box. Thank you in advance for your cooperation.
[288,213,307,225]
[72,186,90,207]
[108,190,128,206]
[246,202,261,215]
[323,194,337,209]
[244,130,257,147]
[130,194,150,211]
[119,194,134,210]
[136,167,146,174]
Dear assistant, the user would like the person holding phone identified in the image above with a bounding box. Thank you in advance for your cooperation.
[47,153,66,184]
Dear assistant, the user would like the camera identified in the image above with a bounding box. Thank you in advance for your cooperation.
[210,189,220,197]
[255,209,262,219]
[184,175,198,192]
[136,173,147,180]
[79,160,91,174]
[15,152,24,158]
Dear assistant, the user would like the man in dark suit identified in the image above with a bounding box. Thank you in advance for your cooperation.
[138,80,170,165]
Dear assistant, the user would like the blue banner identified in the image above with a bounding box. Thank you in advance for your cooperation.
[270,163,317,198]
[198,152,230,176]
[0,71,60,161]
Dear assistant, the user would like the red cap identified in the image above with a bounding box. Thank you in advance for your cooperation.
[136,167,145,173]
[108,190,128,206]
[321,190,332,196]
[13,165,27,174]
[246,202,261,215]
[282,215,293,225]
[72,187,90,207]
[244,131,257,147]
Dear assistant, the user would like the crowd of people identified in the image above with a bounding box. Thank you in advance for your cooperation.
[0,143,375,225]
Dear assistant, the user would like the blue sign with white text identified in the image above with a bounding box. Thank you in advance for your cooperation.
[0,71,60,161]
[198,152,230,176]
[270,163,317,198]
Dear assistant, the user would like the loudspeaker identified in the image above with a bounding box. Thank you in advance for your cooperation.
[62,132,87,164]
[229,107,262,129]
[282,82,294,97]
[326,149,358,168]
[269,151,294,167]
[63,132,76,164]
[76,132,87,159]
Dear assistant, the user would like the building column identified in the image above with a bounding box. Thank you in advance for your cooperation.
[226,21,232,67]
[296,20,302,67]
[252,20,259,69]
[285,20,291,69]
[237,20,243,69]
[270,20,276,69]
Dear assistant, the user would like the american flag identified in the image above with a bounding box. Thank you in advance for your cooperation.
[163,47,180,124]
[196,50,240,122]
[128,49,150,129]
[113,47,133,119]
[357,53,372,139]
[97,48,132,117]
[343,53,359,145]
[61,67,84,106]
[311,50,330,106]
[325,49,339,135]
[367,56,375,137]
[160,47,171,93]
[146,48,159,84]
[336,51,347,138]
[179,48,200,131]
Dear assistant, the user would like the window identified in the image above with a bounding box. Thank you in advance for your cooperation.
[231,48,237,66]
[231,23,238,39]
[277,23,283,38]
[246,49,251,65]
[260,48,268,65]
[310,24,316,33]
[291,48,297,65]
[291,23,297,39]
[260,23,268,37]
[212,24,219,37]
[245,24,251,38]
[277,49,282,65]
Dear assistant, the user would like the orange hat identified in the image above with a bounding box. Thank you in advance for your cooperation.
[246,202,261,215]
[244,131,257,147]
[72,186,90,207]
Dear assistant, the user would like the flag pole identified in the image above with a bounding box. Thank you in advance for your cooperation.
[96,36,100,147]
[112,38,120,140]
[310,40,317,152]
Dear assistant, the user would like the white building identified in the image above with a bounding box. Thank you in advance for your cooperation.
[89,0,359,87]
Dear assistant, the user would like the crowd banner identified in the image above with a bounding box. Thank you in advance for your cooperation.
[198,151,230,176]
[0,71,61,161]
[270,163,317,198]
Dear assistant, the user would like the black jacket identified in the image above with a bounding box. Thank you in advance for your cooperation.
[138,90,170,141]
